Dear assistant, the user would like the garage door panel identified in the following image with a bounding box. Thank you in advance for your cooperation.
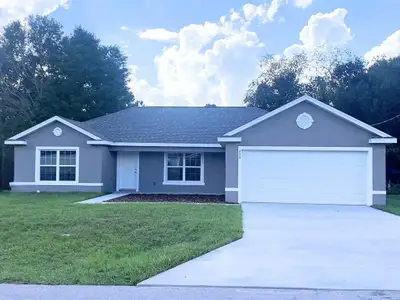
[240,150,367,205]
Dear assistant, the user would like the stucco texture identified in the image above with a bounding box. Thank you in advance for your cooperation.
[224,101,387,205]
[12,121,115,192]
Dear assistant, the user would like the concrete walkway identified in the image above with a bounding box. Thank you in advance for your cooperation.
[1,285,399,300]
[78,193,129,204]
[139,203,400,290]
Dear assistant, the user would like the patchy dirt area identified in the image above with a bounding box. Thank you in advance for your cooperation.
[105,194,227,204]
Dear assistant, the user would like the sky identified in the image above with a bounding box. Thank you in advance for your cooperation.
[1,0,400,106]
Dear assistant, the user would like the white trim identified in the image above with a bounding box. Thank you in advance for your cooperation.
[4,140,27,145]
[36,146,80,150]
[88,140,222,148]
[163,152,205,185]
[369,138,397,144]
[163,181,205,186]
[35,147,80,184]
[237,146,373,206]
[224,95,392,138]
[8,116,102,141]
[366,148,373,206]
[87,141,113,145]
[9,182,103,186]
[225,187,239,192]
[136,153,140,192]
[238,148,243,203]
[238,146,372,151]
[217,137,242,143]
[373,190,387,195]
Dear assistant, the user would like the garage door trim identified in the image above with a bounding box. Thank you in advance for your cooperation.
[237,146,373,205]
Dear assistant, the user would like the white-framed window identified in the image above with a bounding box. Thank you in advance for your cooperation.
[163,153,204,185]
[35,147,79,184]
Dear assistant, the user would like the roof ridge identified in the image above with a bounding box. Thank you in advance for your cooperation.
[83,105,265,124]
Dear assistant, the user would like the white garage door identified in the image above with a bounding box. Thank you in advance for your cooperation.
[240,149,368,205]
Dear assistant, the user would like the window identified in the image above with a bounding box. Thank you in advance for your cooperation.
[36,148,78,183]
[164,153,204,185]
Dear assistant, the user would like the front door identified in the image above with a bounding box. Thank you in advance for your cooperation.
[117,152,139,191]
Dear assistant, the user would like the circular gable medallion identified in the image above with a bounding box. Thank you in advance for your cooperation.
[53,127,63,136]
[296,113,314,130]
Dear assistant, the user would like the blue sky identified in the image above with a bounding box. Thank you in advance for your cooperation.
[2,0,400,106]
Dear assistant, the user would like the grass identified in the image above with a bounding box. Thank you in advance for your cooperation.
[374,195,400,215]
[0,192,242,285]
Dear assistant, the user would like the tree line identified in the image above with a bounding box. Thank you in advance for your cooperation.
[0,15,141,188]
[244,50,400,184]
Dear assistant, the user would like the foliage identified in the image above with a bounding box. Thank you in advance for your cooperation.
[245,50,400,183]
[245,53,306,110]
[245,50,400,136]
[0,15,139,188]
[0,192,242,285]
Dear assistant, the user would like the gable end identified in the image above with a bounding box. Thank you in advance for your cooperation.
[223,95,392,139]
[6,116,103,143]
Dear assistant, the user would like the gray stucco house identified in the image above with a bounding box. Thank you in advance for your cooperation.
[5,95,397,205]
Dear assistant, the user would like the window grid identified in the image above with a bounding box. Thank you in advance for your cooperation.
[38,149,77,182]
[166,153,202,182]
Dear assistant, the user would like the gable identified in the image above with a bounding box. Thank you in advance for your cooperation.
[6,116,102,142]
[236,101,381,147]
[20,121,94,147]
[224,95,391,138]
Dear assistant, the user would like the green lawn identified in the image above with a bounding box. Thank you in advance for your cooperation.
[0,192,242,285]
[374,195,400,215]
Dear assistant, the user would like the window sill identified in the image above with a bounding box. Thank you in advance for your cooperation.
[37,181,78,185]
[162,181,205,186]
[10,182,103,187]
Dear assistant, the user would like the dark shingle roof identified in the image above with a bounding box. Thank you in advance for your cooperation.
[80,106,266,143]
[60,117,109,140]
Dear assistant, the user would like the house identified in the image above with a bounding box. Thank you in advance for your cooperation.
[4,95,397,206]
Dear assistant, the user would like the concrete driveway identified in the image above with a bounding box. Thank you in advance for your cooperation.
[139,203,400,290]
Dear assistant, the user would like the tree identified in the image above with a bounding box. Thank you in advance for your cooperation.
[0,16,138,127]
[43,27,138,121]
[0,15,139,188]
[245,49,400,184]
[244,53,306,110]
[245,49,361,111]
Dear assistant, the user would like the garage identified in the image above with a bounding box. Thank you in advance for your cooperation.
[239,147,371,205]
[221,95,395,206]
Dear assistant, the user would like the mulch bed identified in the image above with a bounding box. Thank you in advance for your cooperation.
[105,194,227,204]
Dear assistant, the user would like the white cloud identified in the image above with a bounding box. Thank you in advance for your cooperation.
[364,30,400,63]
[293,0,313,9]
[0,0,69,28]
[284,8,352,56]
[128,65,165,105]
[138,28,179,41]
[130,0,309,106]
[130,3,270,106]
[267,0,285,21]
[120,25,129,31]
[230,10,241,22]
[242,1,285,23]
